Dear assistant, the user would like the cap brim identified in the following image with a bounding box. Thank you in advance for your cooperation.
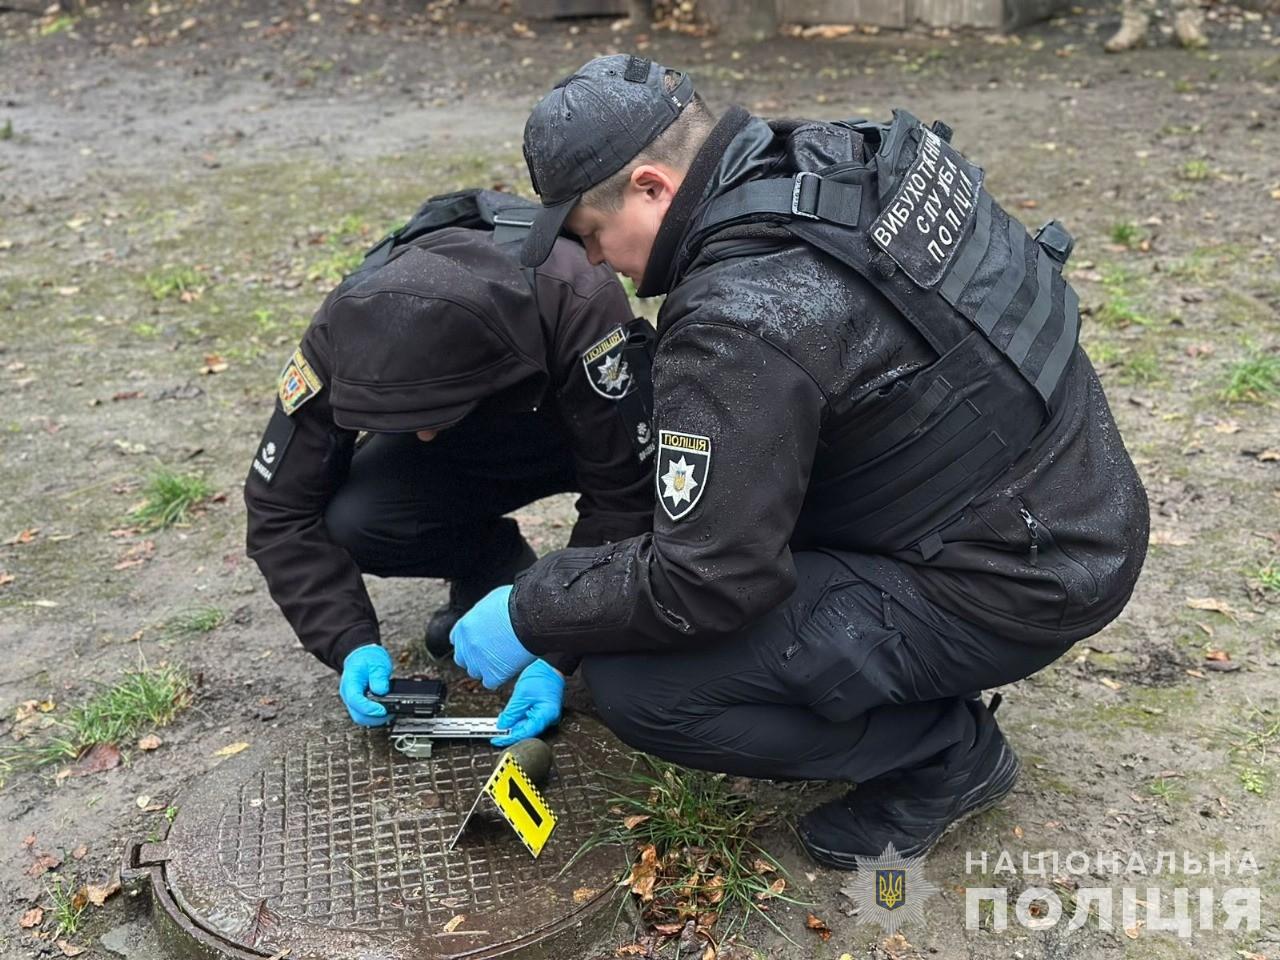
[331,398,479,435]
[519,194,578,267]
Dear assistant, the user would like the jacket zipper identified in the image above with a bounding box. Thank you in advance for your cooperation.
[1019,504,1098,604]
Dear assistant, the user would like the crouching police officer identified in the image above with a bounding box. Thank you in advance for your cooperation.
[244,189,656,727]
[449,58,1151,869]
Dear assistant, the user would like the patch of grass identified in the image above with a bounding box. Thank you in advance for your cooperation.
[129,469,213,530]
[1239,767,1267,796]
[0,119,12,141]
[1221,703,1279,799]
[61,664,191,750]
[1116,349,1164,386]
[308,248,365,284]
[165,606,227,636]
[1220,348,1280,403]
[46,875,85,936]
[1095,264,1154,329]
[1084,339,1122,368]
[143,265,204,301]
[39,15,76,36]
[1147,777,1187,805]
[1251,563,1280,596]
[1179,159,1212,181]
[1109,222,1144,249]
[574,756,800,938]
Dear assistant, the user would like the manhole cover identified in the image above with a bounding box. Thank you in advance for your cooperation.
[126,715,630,959]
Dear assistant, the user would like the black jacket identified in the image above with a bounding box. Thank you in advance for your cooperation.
[244,227,653,669]
[510,110,1148,657]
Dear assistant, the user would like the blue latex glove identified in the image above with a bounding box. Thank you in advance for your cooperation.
[451,585,536,689]
[492,660,565,747]
[339,644,393,727]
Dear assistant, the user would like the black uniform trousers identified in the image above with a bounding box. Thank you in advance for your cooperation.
[324,411,577,580]
[580,550,1071,784]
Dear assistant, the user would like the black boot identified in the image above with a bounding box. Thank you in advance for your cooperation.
[422,538,538,660]
[798,697,1019,869]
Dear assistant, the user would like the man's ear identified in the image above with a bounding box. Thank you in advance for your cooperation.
[630,164,681,204]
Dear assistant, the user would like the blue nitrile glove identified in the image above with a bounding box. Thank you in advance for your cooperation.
[339,644,393,727]
[450,585,536,688]
[492,660,565,748]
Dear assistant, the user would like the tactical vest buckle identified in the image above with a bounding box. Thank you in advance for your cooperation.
[791,171,823,220]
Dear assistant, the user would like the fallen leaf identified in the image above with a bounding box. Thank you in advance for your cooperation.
[1205,649,1230,661]
[1099,677,1124,691]
[623,814,651,830]
[0,572,14,586]
[1186,597,1238,620]
[1184,342,1214,358]
[752,858,777,874]
[6,527,39,546]
[1149,529,1191,546]
[113,539,156,570]
[19,907,43,928]
[1257,449,1280,463]
[625,844,659,901]
[111,391,145,402]
[85,877,121,907]
[26,852,61,878]
[71,845,87,860]
[441,914,466,933]
[201,354,229,375]
[69,743,122,778]
[755,877,786,901]
[56,940,85,957]
[1185,669,1207,679]
[135,794,151,809]
[653,922,684,936]
[1124,919,1144,939]
[806,913,833,941]
[1013,824,1025,838]
[138,734,162,751]
[572,887,599,903]
[213,741,250,758]
[615,946,648,957]
[702,946,716,960]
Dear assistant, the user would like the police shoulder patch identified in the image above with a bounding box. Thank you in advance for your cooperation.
[250,408,296,487]
[278,347,324,415]
[582,327,634,400]
[656,430,711,522]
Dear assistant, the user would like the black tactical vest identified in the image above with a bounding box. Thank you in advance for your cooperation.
[696,110,1083,553]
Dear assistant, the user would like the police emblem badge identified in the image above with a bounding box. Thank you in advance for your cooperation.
[581,327,633,399]
[656,430,710,522]
[845,842,939,936]
[277,347,323,415]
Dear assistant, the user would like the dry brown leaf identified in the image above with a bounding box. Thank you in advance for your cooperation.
[702,946,716,960]
[1213,419,1239,433]
[71,844,87,860]
[1185,669,1207,680]
[441,914,466,934]
[1205,649,1231,662]
[19,907,43,928]
[0,571,14,586]
[755,877,786,901]
[623,814,651,830]
[1013,825,1025,838]
[1257,449,1280,463]
[85,877,121,907]
[1124,919,1144,939]
[201,354,229,375]
[113,539,156,570]
[1098,677,1123,691]
[615,946,648,957]
[69,742,122,778]
[626,844,659,901]
[653,922,684,936]
[213,741,250,758]
[806,912,833,941]
[1186,597,1238,620]
[1149,529,1191,546]
[6,527,39,546]
[56,940,85,957]
[702,874,725,905]
[752,858,776,874]
[572,887,599,904]
[138,733,162,751]
[26,852,61,878]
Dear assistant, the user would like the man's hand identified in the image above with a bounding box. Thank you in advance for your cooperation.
[451,585,536,688]
[492,660,565,747]
[339,644,393,726]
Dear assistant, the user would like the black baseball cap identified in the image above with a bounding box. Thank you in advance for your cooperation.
[520,54,695,267]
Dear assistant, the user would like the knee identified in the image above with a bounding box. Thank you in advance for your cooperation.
[323,488,377,563]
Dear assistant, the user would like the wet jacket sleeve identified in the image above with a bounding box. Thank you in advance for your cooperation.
[243,328,376,671]
[545,273,655,550]
[510,319,825,655]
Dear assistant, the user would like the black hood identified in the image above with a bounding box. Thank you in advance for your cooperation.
[322,227,548,433]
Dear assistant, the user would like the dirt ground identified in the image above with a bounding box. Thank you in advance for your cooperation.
[2,1,1279,958]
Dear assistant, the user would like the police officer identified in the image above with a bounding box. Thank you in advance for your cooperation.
[244,192,655,728]
[448,57,1149,868]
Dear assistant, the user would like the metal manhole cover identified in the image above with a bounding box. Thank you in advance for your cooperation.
[126,715,629,960]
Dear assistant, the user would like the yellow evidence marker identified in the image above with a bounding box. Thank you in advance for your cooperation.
[483,753,557,857]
